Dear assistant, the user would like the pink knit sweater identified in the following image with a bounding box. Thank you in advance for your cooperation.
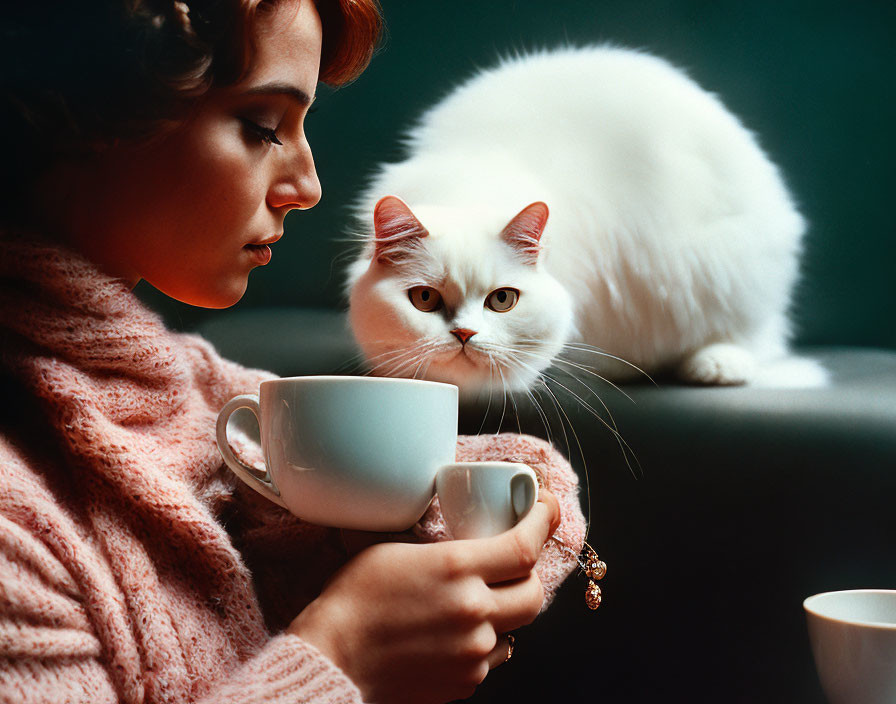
[0,233,586,703]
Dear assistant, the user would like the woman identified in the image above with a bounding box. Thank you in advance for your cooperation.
[0,1,586,702]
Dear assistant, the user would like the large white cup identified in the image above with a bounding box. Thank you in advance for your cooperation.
[216,376,537,534]
[804,589,896,704]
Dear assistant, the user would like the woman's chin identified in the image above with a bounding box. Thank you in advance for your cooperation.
[191,279,250,309]
[148,272,249,309]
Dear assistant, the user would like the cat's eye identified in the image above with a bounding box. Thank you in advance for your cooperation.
[408,286,444,312]
[485,288,519,312]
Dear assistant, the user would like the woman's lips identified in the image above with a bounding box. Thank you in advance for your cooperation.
[244,233,280,265]
[244,243,272,265]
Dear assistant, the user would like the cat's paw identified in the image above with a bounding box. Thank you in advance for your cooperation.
[676,344,757,386]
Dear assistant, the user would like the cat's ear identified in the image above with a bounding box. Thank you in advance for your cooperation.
[373,195,429,265]
[501,201,549,265]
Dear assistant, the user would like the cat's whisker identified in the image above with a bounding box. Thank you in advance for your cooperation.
[521,379,555,451]
[488,348,555,443]
[510,335,654,389]
[535,364,626,441]
[363,346,430,378]
[555,342,658,387]
[358,345,417,367]
[412,355,431,381]
[360,339,445,379]
[388,348,437,379]
[473,341,549,376]
[472,344,604,461]
[565,367,623,438]
[548,355,638,406]
[410,355,424,380]
[360,338,439,363]
[475,355,498,437]
[496,365,510,437]
[342,339,440,377]
[334,224,372,247]
[481,341,625,438]
[327,248,361,285]
[538,375,595,533]
[505,366,524,437]
[539,369,642,479]
[496,352,573,464]
[490,342,629,429]
[527,374,591,533]
[362,348,417,375]
[503,351,640,478]
[533,374,591,502]
[362,354,411,377]
[332,349,377,376]
[525,354,625,437]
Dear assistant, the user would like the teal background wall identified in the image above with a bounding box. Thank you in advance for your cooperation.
[140,0,896,349]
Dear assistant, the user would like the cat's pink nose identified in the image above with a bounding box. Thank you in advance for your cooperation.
[450,328,477,345]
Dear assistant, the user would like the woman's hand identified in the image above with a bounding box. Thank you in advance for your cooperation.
[288,491,561,704]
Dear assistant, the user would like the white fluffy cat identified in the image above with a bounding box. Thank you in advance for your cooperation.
[346,45,827,395]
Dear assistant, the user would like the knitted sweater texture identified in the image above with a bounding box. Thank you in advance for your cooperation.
[0,234,586,703]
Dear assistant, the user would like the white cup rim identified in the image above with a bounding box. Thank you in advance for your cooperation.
[803,589,896,630]
[442,461,530,469]
[260,375,459,391]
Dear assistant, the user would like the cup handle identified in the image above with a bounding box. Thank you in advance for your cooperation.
[510,466,538,522]
[215,394,287,508]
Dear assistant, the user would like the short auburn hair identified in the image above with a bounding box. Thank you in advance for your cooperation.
[0,0,382,218]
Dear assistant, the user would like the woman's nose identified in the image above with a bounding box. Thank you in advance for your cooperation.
[266,140,322,212]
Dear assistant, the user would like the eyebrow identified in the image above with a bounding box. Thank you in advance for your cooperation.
[242,82,315,107]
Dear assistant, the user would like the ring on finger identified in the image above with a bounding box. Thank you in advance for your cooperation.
[503,634,515,663]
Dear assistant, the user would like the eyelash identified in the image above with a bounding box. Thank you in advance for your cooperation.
[239,117,283,146]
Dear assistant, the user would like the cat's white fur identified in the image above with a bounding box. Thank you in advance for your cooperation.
[346,46,827,394]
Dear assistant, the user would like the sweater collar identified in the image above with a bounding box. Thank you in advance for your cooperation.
[0,229,182,384]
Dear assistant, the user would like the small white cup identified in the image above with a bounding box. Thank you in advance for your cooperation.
[804,589,896,704]
[216,376,537,535]
[436,462,539,540]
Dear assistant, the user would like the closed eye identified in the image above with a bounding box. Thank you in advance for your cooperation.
[239,117,283,146]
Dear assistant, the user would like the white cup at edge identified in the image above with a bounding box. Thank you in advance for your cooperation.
[803,589,896,704]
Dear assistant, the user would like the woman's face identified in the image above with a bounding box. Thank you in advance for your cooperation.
[61,0,323,307]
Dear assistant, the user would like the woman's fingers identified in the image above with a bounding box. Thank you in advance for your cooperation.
[456,490,561,585]
[488,570,545,634]
[290,489,560,704]
[486,634,515,670]
[537,488,562,534]
[339,527,418,556]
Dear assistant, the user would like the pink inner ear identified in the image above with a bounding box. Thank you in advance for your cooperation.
[373,196,429,265]
[501,201,549,265]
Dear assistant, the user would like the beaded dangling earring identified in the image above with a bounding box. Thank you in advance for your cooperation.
[551,537,607,610]
[581,543,607,610]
